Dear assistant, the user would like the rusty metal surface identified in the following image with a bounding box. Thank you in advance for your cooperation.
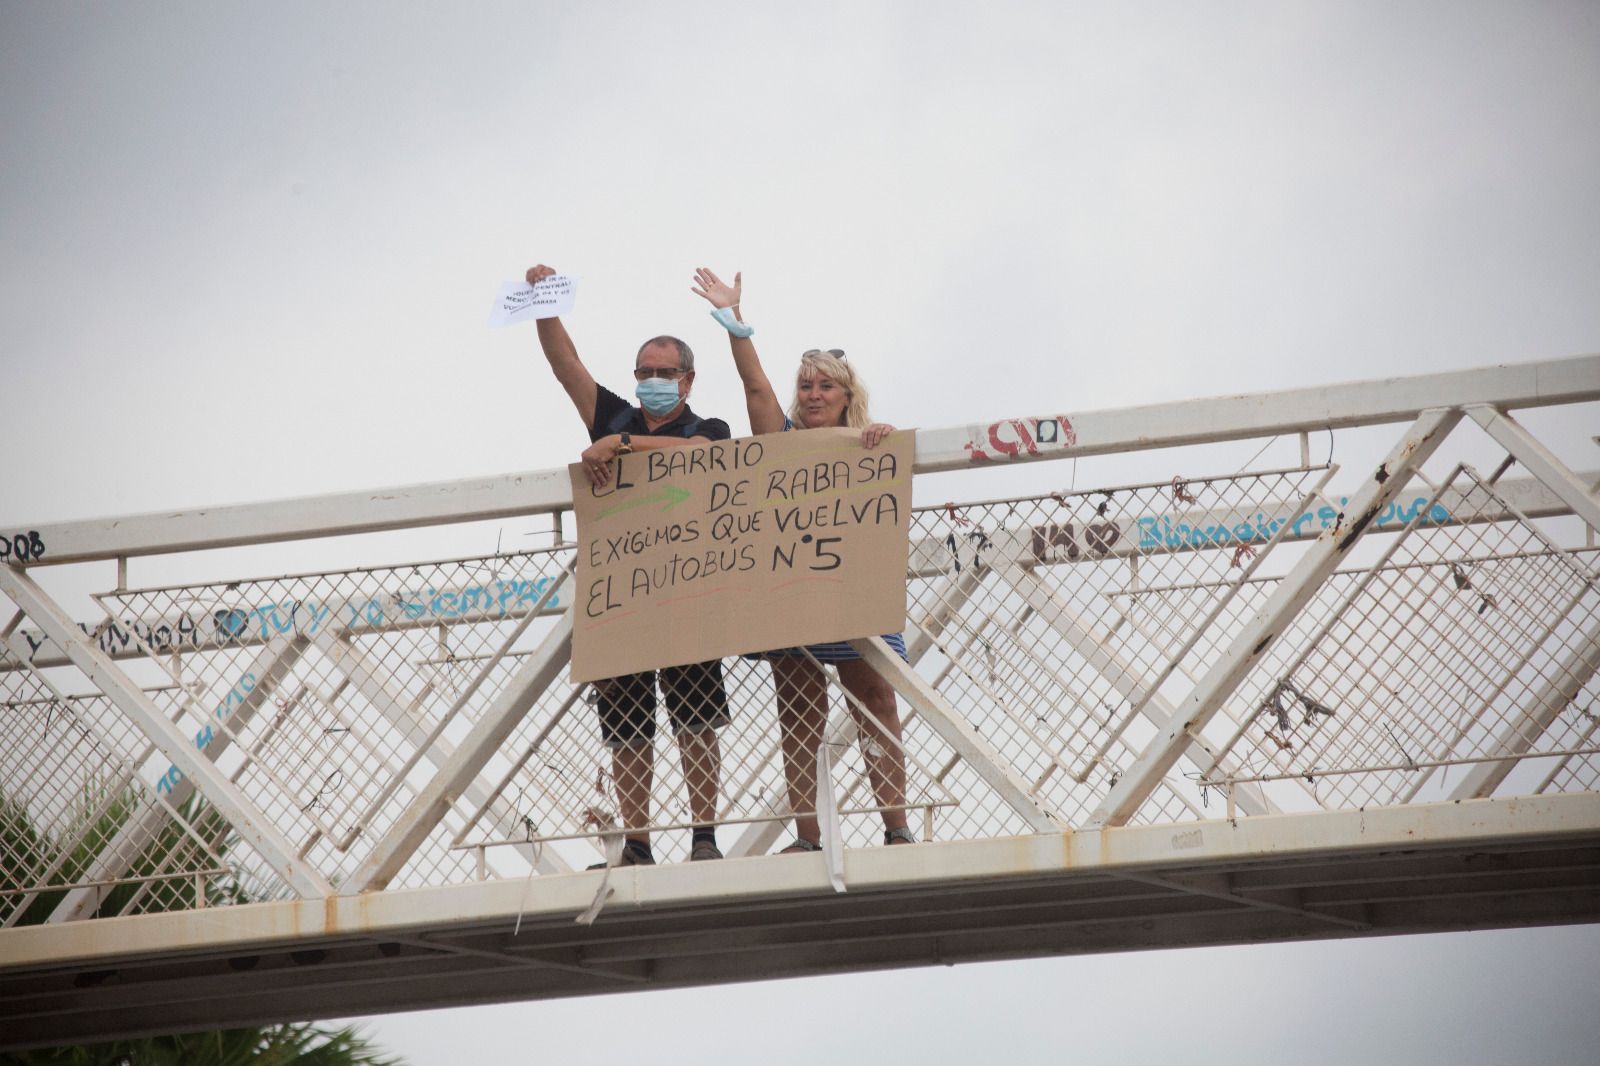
[2,794,1597,1051]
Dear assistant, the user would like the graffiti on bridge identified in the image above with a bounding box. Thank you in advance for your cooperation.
[10,577,564,665]
[1030,495,1453,563]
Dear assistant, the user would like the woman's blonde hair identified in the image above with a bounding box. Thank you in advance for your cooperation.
[788,349,872,429]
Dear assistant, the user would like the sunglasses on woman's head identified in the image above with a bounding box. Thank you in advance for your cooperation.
[801,349,846,361]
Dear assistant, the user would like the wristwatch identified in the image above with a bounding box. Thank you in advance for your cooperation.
[617,432,632,455]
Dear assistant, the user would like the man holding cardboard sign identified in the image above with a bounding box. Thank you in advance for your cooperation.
[526,262,732,867]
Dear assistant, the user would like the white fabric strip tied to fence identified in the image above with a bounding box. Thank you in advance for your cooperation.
[818,741,846,893]
[574,828,624,926]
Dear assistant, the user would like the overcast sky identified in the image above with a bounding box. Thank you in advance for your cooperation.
[3,2,1598,1063]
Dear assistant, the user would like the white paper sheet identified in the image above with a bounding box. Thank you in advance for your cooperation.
[488,274,577,326]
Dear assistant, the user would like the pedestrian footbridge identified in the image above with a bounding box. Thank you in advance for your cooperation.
[3,355,1598,1050]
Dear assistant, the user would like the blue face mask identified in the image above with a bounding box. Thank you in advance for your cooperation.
[635,376,682,416]
[709,305,754,338]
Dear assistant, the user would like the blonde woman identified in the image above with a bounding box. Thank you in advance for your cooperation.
[691,267,914,853]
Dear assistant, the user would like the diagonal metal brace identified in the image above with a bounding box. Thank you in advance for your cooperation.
[1087,407,1463,828]
[0,564,334,899]
[1465,404,1600,533]
[993,561,1277,817]
[45,634,307,922]
[345,586,574,894]
[849,635,1060,833]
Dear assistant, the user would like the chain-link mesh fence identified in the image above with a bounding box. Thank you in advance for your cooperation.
[1191,465,1600,810]
[3,416,1597,921]
[0,658,276,926]
[903,465,1330,827]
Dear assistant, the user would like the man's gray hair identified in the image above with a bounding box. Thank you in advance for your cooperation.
[637,335,694,372]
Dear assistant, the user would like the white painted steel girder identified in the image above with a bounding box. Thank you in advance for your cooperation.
[2,469,574,567]
[0,652,226,930]
[6,787,1593,973]
[911,353,1599,473]
[308,629,572,876]
[850,635,1060,833]
[1465,404,1600,533]
[991,561,1278,817]
[7,355,1594,566]
[44,635,307,922]
[345,606,575,893]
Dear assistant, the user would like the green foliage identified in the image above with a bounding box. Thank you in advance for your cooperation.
[0,1023,405,1066]
[0,780,221,925]
[1,783,406,1065]
[1,788,54,903]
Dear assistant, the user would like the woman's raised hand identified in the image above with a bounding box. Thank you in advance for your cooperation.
[690,267,741,309]
[862,422,895,449]
[526,263,556,285]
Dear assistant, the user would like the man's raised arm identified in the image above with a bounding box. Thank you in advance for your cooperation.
[527,263,598,429]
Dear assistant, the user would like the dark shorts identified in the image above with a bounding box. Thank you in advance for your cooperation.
[596,660,731,749]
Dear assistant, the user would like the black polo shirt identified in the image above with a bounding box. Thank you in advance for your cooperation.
[590,384,731,445]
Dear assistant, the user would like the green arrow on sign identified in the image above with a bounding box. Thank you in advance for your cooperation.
[597,485,692,520]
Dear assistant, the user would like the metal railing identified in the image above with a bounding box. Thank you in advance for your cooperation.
[2,353,1596,926]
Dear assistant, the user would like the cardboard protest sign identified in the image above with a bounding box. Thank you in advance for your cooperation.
[569,427,911,682]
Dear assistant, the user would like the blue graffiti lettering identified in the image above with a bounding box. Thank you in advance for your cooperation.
[31,577,564,665]
[154,671,258,796]
[1137,500,1454,551]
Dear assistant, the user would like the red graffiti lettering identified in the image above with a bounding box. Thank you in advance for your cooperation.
[966,415,1076,462]
[989,419,1037,458]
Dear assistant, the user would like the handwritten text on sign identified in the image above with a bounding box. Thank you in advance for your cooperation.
[570,427,912,682]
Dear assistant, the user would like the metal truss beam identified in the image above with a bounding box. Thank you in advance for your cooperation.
[345,609,574,893]
[383,934,646,985]
[904,565,991,661]
[45,635,306,922]
[914,353,1598,473]
[2,791,1595,1053]
[0,664,221,930]
[7,470,574,566]
[1113,869,1369,930]
[1465,404,1600,533]
[1087,407,1464,828]
[992,561,1277,817]
[0,565,334,899]
[850,636,1060,833]
[11,356,1594,566]
[310,631,570,875]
